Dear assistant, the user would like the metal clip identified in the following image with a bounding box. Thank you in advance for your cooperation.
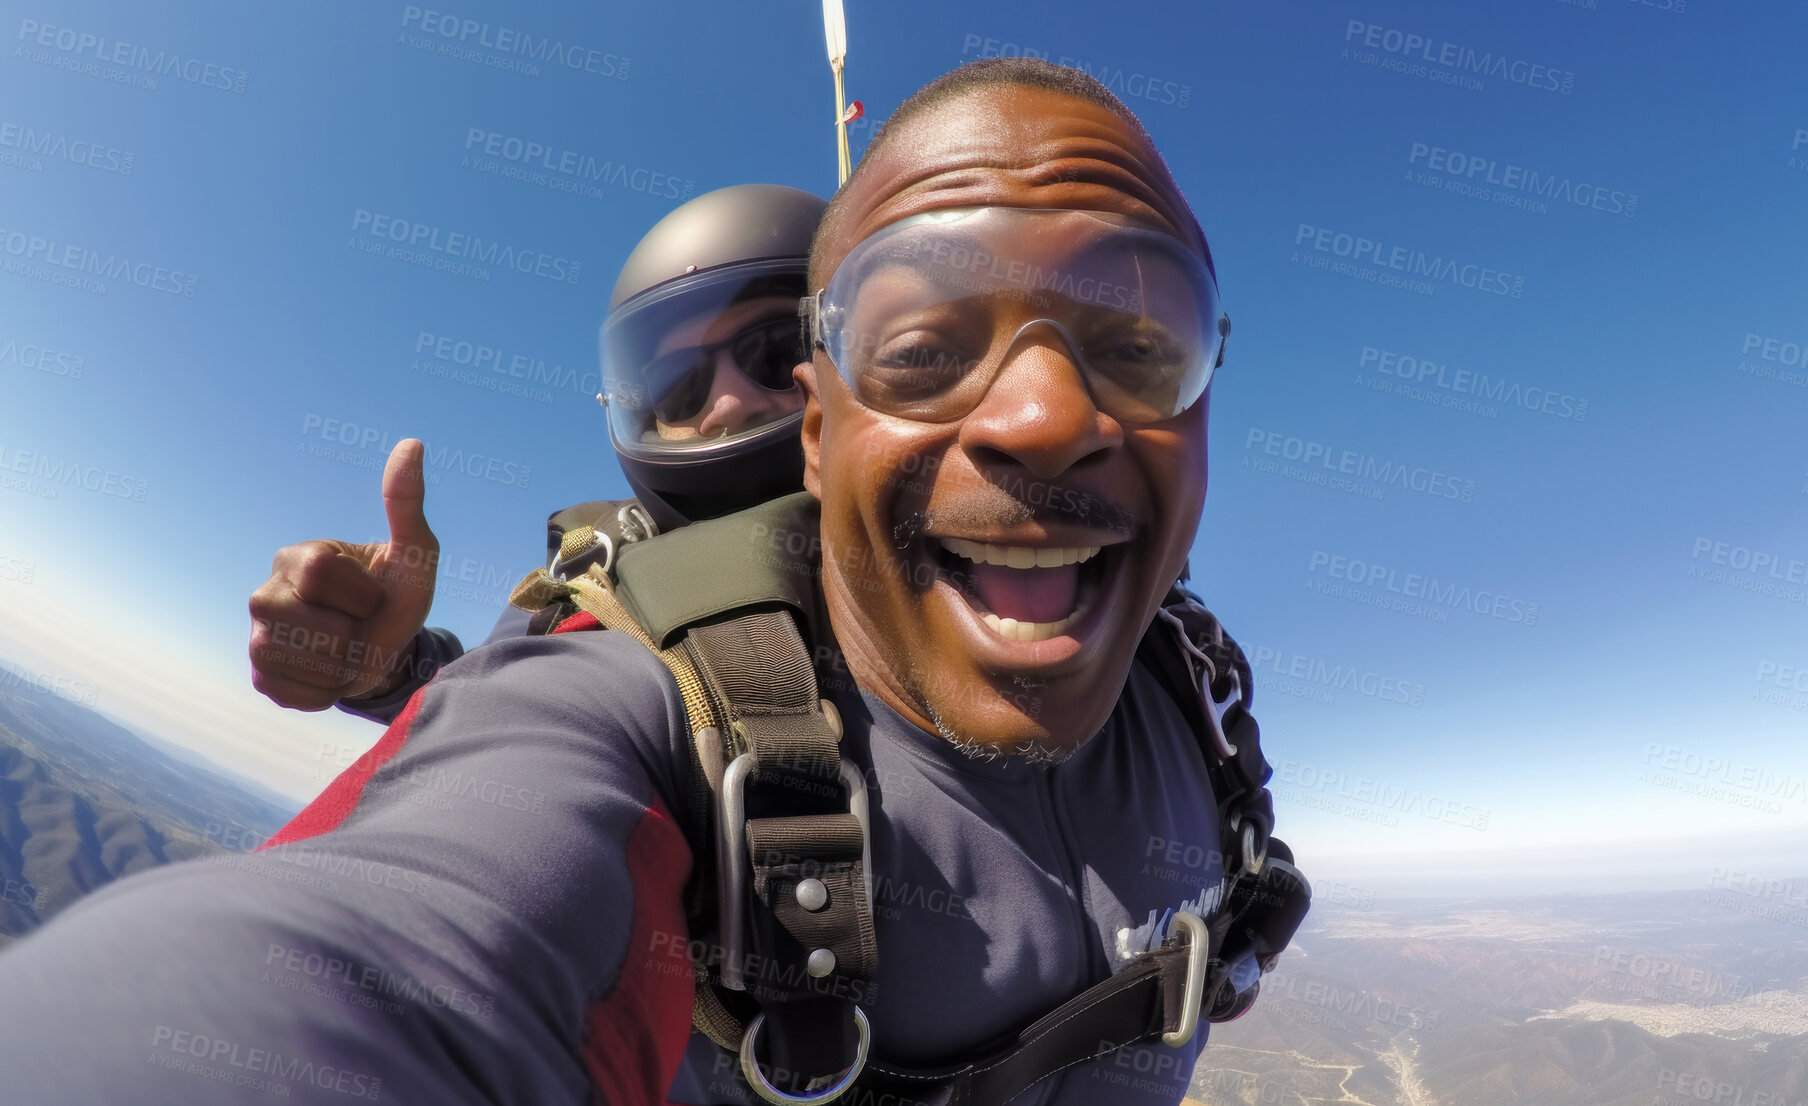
[717,744,872,992]
[617,502,659,544]
[1162,911,1210,1047]
[1203,666,1242,764]
[1155,605,1240,762]
[1241,819,1266,877]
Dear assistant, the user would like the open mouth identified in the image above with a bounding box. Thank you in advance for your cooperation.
[931,536,1115,643]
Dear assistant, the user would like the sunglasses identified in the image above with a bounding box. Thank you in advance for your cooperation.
[642,316,803,424]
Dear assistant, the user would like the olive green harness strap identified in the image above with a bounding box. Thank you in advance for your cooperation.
[511,564,749,1049]
[510,562,877,1073]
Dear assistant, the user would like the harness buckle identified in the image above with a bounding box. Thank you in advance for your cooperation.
[1161,911,1210,1047]
[717,745,873,992]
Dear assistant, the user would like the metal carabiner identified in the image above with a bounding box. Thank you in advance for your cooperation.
[1153,605,1240,762]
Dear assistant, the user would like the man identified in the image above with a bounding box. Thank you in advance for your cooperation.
[249,184,822,726]
[0,59,1281,1105]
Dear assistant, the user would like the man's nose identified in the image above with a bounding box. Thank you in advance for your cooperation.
[694,350,800,438]
[957,329,1122,480]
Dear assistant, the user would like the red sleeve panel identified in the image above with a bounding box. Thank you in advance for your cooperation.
[583,802,696,1105]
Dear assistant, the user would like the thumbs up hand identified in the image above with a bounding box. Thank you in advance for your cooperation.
[249,440,442,711]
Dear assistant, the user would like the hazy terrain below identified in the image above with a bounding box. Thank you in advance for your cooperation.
[0,678,296,946]
[1189,888,1808,1104]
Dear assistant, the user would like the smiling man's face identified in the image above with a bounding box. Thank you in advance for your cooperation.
[798,82,1211,757]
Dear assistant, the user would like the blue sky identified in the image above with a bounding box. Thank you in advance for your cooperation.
[2,0,1804,896]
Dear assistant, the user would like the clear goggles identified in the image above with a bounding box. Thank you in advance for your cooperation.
[804,207,1227,425]
[600,259,809,460]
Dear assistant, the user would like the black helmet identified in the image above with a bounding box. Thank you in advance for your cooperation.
[600,184,825,533]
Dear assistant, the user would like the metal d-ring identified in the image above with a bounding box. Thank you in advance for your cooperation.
[739,1007,871,1105]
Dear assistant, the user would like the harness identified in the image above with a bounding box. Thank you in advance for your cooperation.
[510,493,1311,1105]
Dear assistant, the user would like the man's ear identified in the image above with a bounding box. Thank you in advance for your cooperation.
[795,360,823,500]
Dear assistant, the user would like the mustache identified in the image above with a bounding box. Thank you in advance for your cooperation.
[891,479,1145,550]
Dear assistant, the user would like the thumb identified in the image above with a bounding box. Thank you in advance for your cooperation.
[349,440,439,697]
[381,439,436,563]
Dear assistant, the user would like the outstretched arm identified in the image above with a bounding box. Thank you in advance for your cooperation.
[0,630,699,1105]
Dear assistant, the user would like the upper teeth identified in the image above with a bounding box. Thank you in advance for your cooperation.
[939,537,1102,569]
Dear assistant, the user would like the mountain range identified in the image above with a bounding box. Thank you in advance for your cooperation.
[0,674,297,948]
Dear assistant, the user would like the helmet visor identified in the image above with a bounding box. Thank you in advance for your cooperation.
[602,259,810,460]
[809,207,1225,425]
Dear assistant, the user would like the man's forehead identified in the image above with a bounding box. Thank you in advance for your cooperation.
[826,84,1201,274]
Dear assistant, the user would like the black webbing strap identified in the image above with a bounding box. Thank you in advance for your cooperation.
[684,610,877,1091]
[861,941,1199,1106]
